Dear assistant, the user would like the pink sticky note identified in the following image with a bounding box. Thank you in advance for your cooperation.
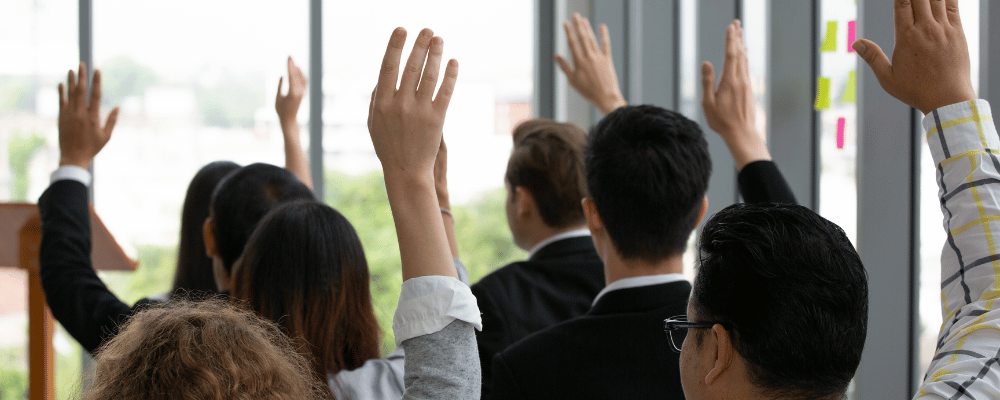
[837,118,847,149]
[847,21,857,53]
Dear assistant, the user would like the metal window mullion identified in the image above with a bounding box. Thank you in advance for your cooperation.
[854,0,920,397]
[310,0,324,201]
[637,0,679,111]
[80,0,94,202]
[982,0,1000,103]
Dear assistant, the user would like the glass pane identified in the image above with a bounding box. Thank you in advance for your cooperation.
[0,1,78,398]
[324,0,533,351]
[917,0,981,383]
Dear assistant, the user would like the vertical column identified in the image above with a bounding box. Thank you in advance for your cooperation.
[636,0,679,110]
[768,0,818,209]
[555,0,595,128]
[80,0,94,201]
[22,216,54,400]
[535,0,557,119]
[591,0,628,122]
[854,0,919,397]
[982,0,1000,103]
[695,1,740,219]
[309,0,324,201]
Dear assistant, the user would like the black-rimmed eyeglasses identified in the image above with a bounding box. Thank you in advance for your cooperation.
[663,315,721,353]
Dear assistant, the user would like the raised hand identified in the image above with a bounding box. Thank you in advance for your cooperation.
[275,56,307,125]
[434,138,460,259]
[701,20,769,171]
[368,27,459,281]
[58,63,120,169]
[555,13,626,116]
[853,0,975,114]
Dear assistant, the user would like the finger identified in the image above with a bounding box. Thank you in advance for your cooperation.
[277,77,285,99]
[929,0,948,22]
[293,61,307,88]
[377,27,407,96]
[563,21,584,64]
[895,0,915,27]
[599,24,612,56]
[286,56,298,89]
[368,87,376,129]
[944,0,961,26]
[89,69,102,117]
[433,59,459,113]
[67,69,77,110]
[400,28,434,94]
[736,20,750,83]
[576,14,600,54]
[418,36,445,100]
[853,39,895,94]
[58,83,67,113]
[77,63,88,108]
[554,54,573,77]
[103,106,120,138]
[701,61,717,107]
[723,22,739,82]
[911,0,934,24]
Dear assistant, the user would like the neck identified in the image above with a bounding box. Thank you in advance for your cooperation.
[602,251,684,285]
[521,223,588,252]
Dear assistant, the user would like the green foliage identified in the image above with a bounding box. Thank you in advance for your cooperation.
[0,347,27,399]
[0,76,35,111]
[97,57,161,107]
[324,171,525,354]
[195,72,265,129]
[7,132,46,201]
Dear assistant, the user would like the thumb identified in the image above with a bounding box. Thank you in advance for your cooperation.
[701,61,717,107]
[276,77,284,99]
[554,54,573,78]
[853,39,893,92]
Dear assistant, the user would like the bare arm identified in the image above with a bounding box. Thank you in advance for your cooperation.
[555,13,626,116]
[275,56,313,190]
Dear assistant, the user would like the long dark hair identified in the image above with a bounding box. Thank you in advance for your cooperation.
[172,161,240,294]
[231,200,381,379]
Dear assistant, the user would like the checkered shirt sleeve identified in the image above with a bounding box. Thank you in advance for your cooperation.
[917,100,1000,399]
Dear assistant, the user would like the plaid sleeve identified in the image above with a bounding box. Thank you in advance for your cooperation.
[916,100,1000,400]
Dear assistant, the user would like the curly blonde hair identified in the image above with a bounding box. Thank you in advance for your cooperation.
[81,299,332,400]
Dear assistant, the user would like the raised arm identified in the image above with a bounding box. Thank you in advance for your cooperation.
[853,1,999,398]
[368,28,481,400]
[275,56,313,190]
[702,20,795,204]
[555,13,626,116]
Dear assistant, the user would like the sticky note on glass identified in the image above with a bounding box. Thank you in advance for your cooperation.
[821,21,838,52]
[847,21,857,52]
[841,70,857,104]
[837,118,847,149]
[815,77,832,110]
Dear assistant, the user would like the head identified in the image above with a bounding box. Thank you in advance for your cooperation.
[230,200,381,378]
[203,163,314,291]
[682,203,868,400]
[583,105,711,263]
[173,161,240,295]
[82,299,330,400]
[504,119,589,250]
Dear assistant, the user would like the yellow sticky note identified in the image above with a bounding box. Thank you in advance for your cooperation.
[816,77,832,110]
[821,21,838,52]
[841,70,857,104]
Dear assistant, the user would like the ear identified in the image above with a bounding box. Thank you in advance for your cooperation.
[695,196,709,226]
[582,197,604,235]
[704,324,735,385]
[514,186,535,220]
[202,217,218,258]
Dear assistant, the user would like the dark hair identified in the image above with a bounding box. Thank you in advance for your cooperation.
[505,119,588,228]
[83,299,332,400]
[210,163,314,273]
[173,161,240,294]
[231,200,381,379]
[585,105,711,261]
[693,203,868,399]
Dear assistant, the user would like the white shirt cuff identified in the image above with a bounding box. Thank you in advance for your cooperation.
[392,275,482,347]
[50,166,92,186]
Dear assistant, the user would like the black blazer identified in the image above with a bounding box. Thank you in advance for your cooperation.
[491,281,692,400]
[472,236,605,398]
[488,160,797,400]
[38,179,158,354]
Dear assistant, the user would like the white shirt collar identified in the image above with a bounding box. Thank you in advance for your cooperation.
[591,274,687,306]
[527,228,592,258]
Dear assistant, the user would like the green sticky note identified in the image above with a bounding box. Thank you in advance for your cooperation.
[841,70,857,104]
[821,21,838,52]
[816,77,832,110]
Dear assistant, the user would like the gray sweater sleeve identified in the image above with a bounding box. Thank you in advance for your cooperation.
[401,320,481,400]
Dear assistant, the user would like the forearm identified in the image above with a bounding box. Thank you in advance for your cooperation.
[385,173,457,281]
[280,120,313,190]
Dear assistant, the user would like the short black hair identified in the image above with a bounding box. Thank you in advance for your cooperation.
[209,163,315,273]
[693,203,868,399]
[585,105,711,262]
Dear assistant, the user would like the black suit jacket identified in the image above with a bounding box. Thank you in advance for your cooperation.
[472,236,605,398]
[38,179,158,354]
[489,160,796,400]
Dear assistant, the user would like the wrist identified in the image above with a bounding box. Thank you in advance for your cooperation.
[59,157,91,170]
[722,129,771,171]
[597,95,627,116]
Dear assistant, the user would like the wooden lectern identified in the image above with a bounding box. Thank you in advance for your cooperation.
[0,203,136,400]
